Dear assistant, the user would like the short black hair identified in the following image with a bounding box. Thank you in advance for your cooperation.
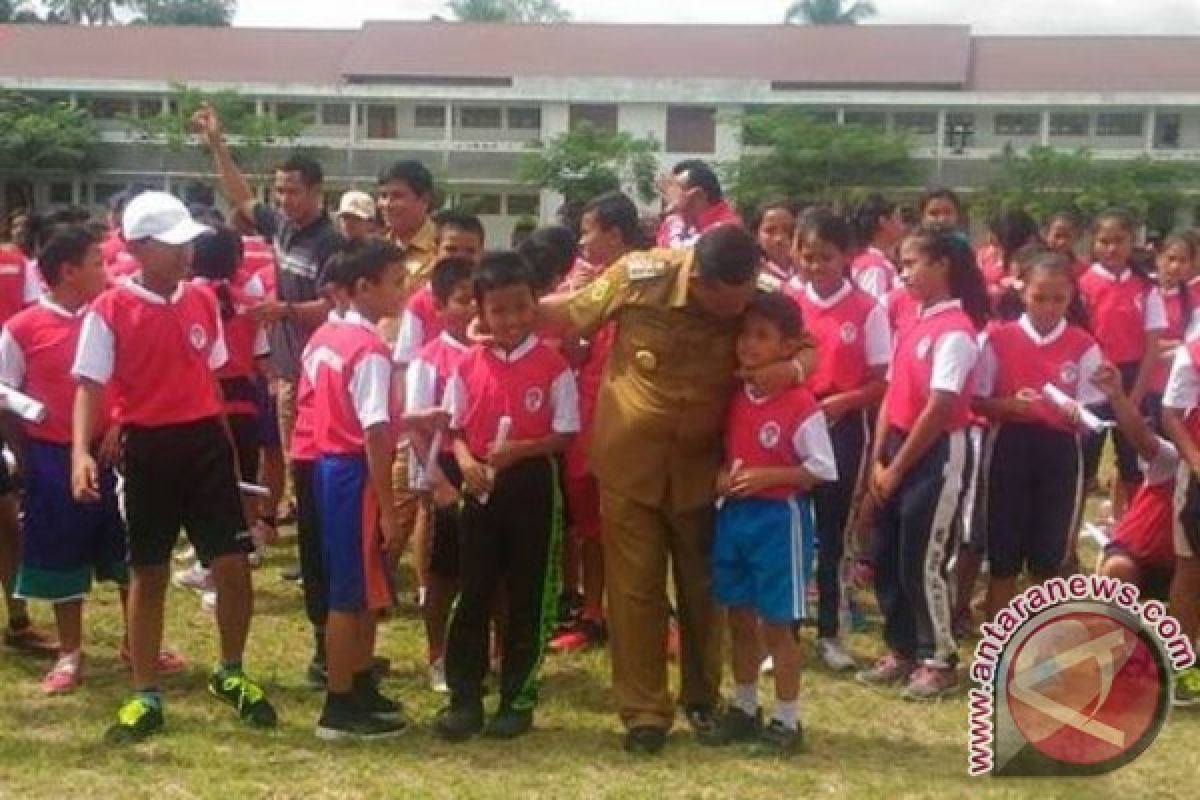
[694,225,760,285]
[583,191,646,248]
[38,224,101,287]
[672,159,723,203]
[430,257,476,306]
[435,209,485,244]
[798,209,854,253]
[378,160,435,201]
[473,250,535,306]
[276,153,323,187]
[191,225,244,283]
[517,225,577,293]
[746,291,803,340]
[326,238,404,290]
[189,203,225,228]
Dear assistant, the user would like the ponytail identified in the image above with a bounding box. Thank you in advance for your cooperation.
[907,226,990,330]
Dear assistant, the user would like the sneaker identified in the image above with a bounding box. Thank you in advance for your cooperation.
[104,697,164,744]
[3,622,58,656]
[483,707,534,739]
[428,658,449,693]
[902,664,959,702]
[354,676,405,723]
[817,638,857,673]
[316,701,405,741]
[41,654,83,695]
[208,670,278,727]
[624,725,667,755]
[696,706,761,746]
[756,718,804,757]
[549,618,607,653]
[432,702,485,742]
[1174,667,1200,708]
[306,659,328,690]
[172,563,212,592]
[760,655,774,674]
[856,652,916,687]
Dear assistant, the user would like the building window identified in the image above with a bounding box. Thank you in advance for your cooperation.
[944,113,976,149]
[275,102,315,125]
[414,105,447,129]
[134,97,163,119]
[460,107,504,129]
[1155,113,1182,149]
[92,182,127,205]
[365,105,397,140]
[893,112,937,135]
[1096,112,1144,137]
[89,96,133,120]
[320,104,351,126]
[994,112,1040,136]
[1049,113,1089,136]
[666,106,716,154]
[49,182,73,205]
[507,107,541,131]
[843,111,886,132]
[458,192,503,215]
[506,194,539,216]
[569,104,618,134]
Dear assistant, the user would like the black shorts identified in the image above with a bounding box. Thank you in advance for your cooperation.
[122,417,251,567]
[430,453,462,580]
[228,413,262,484]
[1103,544,1172,601]
[0,449,13,496]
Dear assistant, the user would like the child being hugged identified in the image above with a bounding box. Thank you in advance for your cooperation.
[700,292,836,756]
[435,252,579,742]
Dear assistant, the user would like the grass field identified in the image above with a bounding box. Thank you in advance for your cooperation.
[1,534,1198,800]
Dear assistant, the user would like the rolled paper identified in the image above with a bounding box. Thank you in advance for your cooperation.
[479,415,513,505]
[1042,383,1113,433]
[239,481,270,498]
[0,384,46,423]
[716,459,744,510]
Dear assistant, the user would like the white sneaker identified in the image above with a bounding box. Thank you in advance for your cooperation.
[817,637,857,672]
[760,655,775,675]
[201,590,217,613]
[173,562,213,592]
[428,658,449,693]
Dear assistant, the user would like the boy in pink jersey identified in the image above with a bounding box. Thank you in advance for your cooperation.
[434,252,579,742]
[700,292,836,756]
[71,192,276,743]
[304,240,408,740]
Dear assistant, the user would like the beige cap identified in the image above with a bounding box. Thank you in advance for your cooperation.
[338,190,377,220]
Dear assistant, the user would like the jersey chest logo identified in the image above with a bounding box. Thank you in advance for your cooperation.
[189,323,208,352]
[840,322,859,344]
[524,387,545,413]
[1059,362,1079,385]
[916,335,933,361]
[758,420,782,449]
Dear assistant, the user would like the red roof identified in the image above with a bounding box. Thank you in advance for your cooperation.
[971,36,1200,92]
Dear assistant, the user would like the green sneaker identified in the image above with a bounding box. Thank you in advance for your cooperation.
[1174,667,1200,708]
[104,697,164,744]
[208,671,278,728]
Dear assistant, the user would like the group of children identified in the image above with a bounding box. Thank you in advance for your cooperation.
[3,176,1200,753]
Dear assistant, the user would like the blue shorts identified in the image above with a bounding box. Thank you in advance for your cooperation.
[713,496,815,624]
[256,375,282,449]
[15,439,127,602]
[315,453,392,613]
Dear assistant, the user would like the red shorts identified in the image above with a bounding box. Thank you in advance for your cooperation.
[564,474,602,541]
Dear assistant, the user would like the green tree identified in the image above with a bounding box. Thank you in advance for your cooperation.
[727,107,916,212]
[43,0,127,23]
[784,0,877,25]
[130,0,234,25]
[445,0,570,23]
[0,91,100,207]
[518,123,659,206]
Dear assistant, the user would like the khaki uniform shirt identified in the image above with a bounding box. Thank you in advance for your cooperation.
[380,217,439,345]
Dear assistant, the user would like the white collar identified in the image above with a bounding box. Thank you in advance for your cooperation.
[337,309,378,332]
[39,295,85,319]
[867,246,891,261]
[742,383,772,406]
[919,298,963,320]
[1089,263,1133,284]
[805,279,852,309]
[439,331,468,352]
[122,274,186,305]
[490,333,538,363]
[1018,314,1066,346]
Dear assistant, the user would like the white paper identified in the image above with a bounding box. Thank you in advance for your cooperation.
[0,384,45,423]
[716,459,744,510]
[1042,383,1113,433]
[239,481,270,498]
[480,415,513,505]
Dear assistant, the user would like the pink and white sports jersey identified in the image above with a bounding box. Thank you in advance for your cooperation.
[0,297,111,444]
[975,316,1104,433]
[100,232,140,285]
[565,321,616,480]
[0,245,40,325]
[789,280,890,398]
[1078,264,1166,365]
[885,299,979,433]
[393,286,441,365]
[239,235,277,299]
[193,278,269,415]
[849,247,898,302]
[303,310,394,456]
[1149,284,1191,393]
[447,334,580,460]
[291,310,342,462]
[724,384,837,501]
[406,332,468,413]
[1109,437,1180,569]
[886,286,919,341]
[72,279,227,427]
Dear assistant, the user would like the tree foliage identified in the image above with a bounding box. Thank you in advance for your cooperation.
[0,91,100,172]
[445,0,570,23]
[130,0,234,25]
[42,0,124,23]
[518,124,659,206]
[784,0,877,25]
[727,108,917,212]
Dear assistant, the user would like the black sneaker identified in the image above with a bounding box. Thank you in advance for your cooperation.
[433,702,485,742]
[316,702,405,741]
[756,718,804,756]
[484,707,533,739]
[104,697,165,745]
[697,706,762,746]
[684,703,720,738]
[305,659,327,690]
[353,674,404,723]
[623,725,667,755]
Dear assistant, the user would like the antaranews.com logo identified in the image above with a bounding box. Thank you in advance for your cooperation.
[968,575,1196,777]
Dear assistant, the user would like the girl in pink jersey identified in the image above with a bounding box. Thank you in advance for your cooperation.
[849,193,905,301]
[1148,232,1198,424]
[751,199,797,282]
[1042,210,1090,280]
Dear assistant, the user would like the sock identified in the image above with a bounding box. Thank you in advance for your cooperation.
[217,660,244,679]
[58,649,82,668]
[136,688,163,710]
[734,683,758,715]
[773,700,800,731]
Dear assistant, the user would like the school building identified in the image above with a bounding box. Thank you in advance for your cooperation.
[2,21,1200,241]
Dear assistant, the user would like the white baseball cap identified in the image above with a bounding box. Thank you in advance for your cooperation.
[338,190,377,221]
[122,191,209,245]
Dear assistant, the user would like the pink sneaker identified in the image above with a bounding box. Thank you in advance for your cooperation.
[902,664,959,702]
[855,651,916,687]
[41,654,82,695]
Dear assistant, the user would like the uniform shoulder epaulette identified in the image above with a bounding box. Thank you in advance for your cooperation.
[626,253,670,283]
[757,271,783,293]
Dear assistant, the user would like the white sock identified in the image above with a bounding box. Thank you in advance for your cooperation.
[773,700,800,730]
[734,683,758,715]
[57,650,82,670]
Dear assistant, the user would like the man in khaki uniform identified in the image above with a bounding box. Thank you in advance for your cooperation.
[545,226,811,754]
